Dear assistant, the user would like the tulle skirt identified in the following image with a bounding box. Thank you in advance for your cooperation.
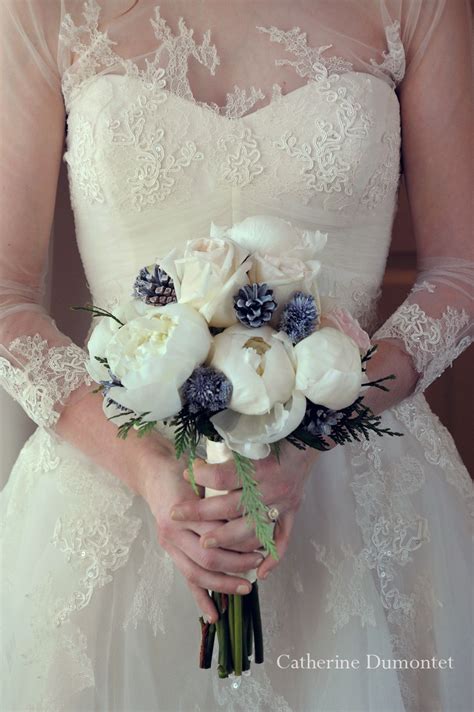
[1,392,472,712]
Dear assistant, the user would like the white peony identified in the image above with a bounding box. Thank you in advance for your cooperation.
[210,214,327,320]
[209,324,296,416]
[158,237,251,327]
[295,326,363,410]
[86,299,150,383]
[211,391,307,459]
[88,302,212,422]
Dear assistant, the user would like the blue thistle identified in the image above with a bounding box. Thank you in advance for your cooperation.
[305,408,344,437]
[133,264,176,306]
[100,369,129,411]
[181,366,233,414]
[279,291,319,343]
[234,283,277,328]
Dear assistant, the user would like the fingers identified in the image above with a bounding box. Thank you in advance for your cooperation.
[256,510,295,580]
[199,517,263,553]
[186,581,218,624]
[176,529,265,575]
[159,536,254,596]
[170,490,243,523]
[184,459,241,490]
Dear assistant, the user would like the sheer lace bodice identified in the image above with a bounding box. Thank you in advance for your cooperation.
[0,0,472,436]
[1,4,473,712]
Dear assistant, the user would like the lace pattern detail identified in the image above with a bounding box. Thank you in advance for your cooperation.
[360,129,401,209]
[392,393,474,516]
[370,20,406,84]
[123,537,174,637]
[311,542,377,632]
[0,334,93,428]
[218,126,264,186]
[59,1,405,115]
[0,427,142,709]
[63,114,105,207]
[51,444,142,627]
[256,25,354,80]
[372,303,472,393]
[106,89,204,210]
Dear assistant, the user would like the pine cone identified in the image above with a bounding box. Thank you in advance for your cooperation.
[233,283,277,328]
[133,265,176,306]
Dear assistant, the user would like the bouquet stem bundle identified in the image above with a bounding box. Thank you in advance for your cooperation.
[199,583,264,676]
[200,439,267,677]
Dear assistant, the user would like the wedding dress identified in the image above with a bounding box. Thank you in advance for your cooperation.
[0,1,472,710]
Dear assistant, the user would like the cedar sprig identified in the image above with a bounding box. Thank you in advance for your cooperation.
[233,452,279,560]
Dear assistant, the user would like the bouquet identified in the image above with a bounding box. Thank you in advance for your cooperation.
[74,215,402,681]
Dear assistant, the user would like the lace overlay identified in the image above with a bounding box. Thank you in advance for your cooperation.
[0,334,93,428]
[373,303,472,393]
[123,537,174,637]
[59,1,404,219]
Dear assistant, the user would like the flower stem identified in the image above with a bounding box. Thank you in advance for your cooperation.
[212,592,228,678]
[242,593,252,671]
[234,594,243,676]
[249,582,264,664]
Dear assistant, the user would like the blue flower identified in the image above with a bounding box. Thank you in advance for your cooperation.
[279,291,319,343]
[100,369,129,411]
[181,366,233,414]
[305,408,344,437]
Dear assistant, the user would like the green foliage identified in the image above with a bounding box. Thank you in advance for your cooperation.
[269,441,282,464]
[233,452,279,561]
[289,396,403,452]
[71,303,124,327]
[114,411,157,440]
[169,407,200,495]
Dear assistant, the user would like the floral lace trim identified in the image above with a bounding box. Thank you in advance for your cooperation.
[59,0,405,116]
[123,537,174,637]
[311,542,377,632]
[0,427,142,710]
[372,303,472,393]
[63,115,105,206]
[0,334,93,428]
[392,393,474,517]
[370,20,406,85]
[360,129,401,209]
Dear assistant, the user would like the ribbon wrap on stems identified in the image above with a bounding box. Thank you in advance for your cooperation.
[198,438,273,676]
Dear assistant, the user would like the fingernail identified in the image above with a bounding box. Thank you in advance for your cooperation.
[259,570,269,580]
[203,538,217,548]
[253,555,265,566]
[170,509,185,521]
[204,614,214,624]
[237,584,251,595]
[183,470,189,480]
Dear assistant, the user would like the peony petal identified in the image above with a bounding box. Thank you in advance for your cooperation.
[211,391,306,459]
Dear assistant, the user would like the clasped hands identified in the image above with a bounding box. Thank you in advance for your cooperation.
[164,444,318,620]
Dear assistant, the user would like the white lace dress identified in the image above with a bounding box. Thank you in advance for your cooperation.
[0,1,472,711]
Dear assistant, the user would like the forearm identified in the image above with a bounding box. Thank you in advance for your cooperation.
[361,338,419,416]
[54,382,175,497]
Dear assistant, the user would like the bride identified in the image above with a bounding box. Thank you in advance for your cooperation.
[0,0,472,710]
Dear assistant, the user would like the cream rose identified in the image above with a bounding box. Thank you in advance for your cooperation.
[295,326,363,410]
[211,215,327,321]
[158,237,251,327]
[209,323,296,416]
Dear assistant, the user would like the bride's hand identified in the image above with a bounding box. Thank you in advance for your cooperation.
[137,447,266,622]
[169,444,321,581]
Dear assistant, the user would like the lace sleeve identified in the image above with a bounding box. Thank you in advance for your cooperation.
[0,0,92,431]
[368,0,473,406]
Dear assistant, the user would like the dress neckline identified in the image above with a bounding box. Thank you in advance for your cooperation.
[59,0,405,118]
